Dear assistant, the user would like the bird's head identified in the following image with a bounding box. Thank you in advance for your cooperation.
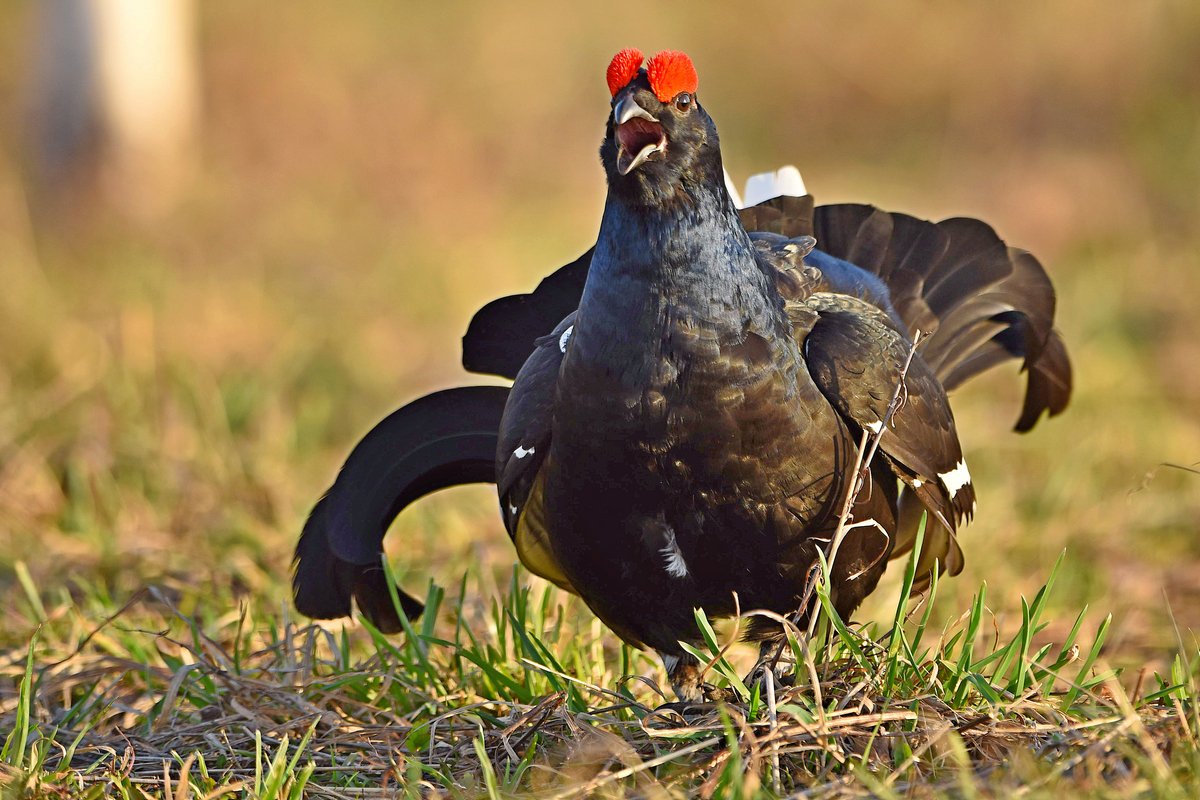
[600,49,722,203]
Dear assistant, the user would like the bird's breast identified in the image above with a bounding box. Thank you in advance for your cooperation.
[553,289,817,505]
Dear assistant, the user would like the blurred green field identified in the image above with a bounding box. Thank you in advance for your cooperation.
[1,2,1199,795]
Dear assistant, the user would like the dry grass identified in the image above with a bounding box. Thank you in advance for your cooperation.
[2,559,1197,797]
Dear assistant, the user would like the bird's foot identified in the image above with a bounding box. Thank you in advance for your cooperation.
[652,687,739,723]
[660,651,739,707]
[748,639,800,690]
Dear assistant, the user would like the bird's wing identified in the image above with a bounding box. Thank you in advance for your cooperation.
[748,231,825,301]
[793,292,975,580]
[495,313,577,592]
[463,250,592,379]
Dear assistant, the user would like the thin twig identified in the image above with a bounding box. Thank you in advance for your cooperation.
[764,666,781,795]
[808,331,923,641]
[826,331,923,577]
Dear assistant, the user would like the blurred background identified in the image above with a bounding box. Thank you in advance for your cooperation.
[0,2,1197,670]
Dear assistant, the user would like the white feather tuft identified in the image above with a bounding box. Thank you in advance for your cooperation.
[659,526,689,578]
[742,165,807,207]
[938,460,972,499]
[724,169,744,209]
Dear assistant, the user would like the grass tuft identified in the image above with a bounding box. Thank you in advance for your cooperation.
[2,540,1197,797]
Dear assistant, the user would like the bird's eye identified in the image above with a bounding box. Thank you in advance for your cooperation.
[674,93,692,111]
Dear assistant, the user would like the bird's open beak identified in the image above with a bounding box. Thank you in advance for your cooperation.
[613,95,666,175]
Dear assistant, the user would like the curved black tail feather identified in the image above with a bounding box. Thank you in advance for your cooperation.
[293,386,509,632]
[808,205,1071,431]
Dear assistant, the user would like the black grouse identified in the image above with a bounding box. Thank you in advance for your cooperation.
[293,48,1071,701]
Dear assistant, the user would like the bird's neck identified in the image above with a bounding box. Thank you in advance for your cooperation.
[568,180,792,386]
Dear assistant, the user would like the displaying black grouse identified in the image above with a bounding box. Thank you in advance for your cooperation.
[294,49,1072,700]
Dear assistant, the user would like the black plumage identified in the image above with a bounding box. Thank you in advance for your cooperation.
[293,387,508,632]
[293,50,1071,700]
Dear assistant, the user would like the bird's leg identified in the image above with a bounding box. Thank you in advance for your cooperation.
[748,636,800,689]
[660,650,704,703]
[659,650,736,704]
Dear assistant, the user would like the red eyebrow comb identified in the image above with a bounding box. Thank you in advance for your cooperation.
[606,48,644,96]
[646,50,698,102]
